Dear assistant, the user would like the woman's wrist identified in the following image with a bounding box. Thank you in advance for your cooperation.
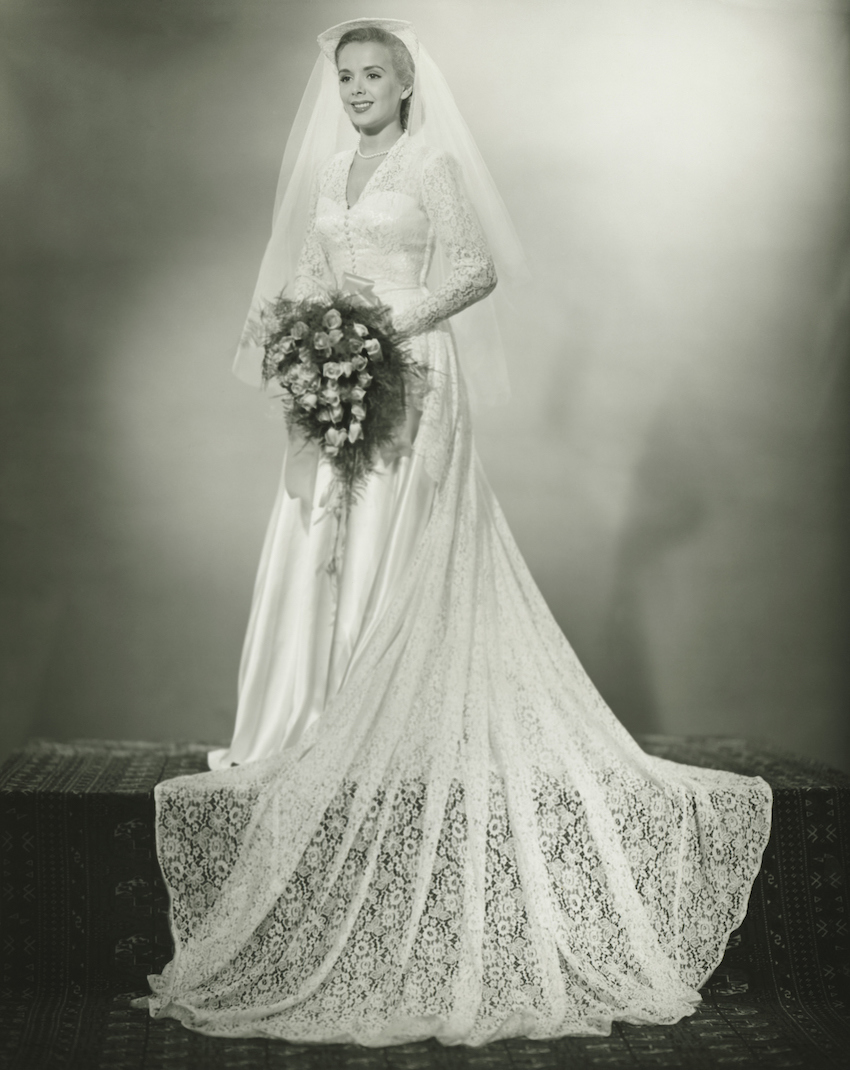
[392,311,417,341]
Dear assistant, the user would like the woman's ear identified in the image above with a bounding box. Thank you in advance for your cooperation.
[401,87,412,99]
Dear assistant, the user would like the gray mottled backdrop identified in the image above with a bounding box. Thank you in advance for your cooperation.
[1,0,848,769]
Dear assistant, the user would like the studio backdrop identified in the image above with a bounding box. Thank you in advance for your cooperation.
[0,0,848,769]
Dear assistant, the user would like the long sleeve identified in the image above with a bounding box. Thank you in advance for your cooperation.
[393,150,497,339]
[293,178,334,302]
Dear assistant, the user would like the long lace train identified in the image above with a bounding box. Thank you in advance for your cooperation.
[144,347,771,1043]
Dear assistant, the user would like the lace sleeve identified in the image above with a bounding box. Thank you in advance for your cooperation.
[394,150,497,339]
[293,177,333,302]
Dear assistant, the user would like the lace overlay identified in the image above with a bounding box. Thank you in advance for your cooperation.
[294,135,496,335]
[145,134,772,1045]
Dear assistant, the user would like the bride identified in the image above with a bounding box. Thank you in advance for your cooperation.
[140,18,772,1046]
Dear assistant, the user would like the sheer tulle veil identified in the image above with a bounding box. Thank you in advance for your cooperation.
[232,17,529,409]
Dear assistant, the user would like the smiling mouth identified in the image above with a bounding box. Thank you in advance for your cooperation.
[351,102,373,113]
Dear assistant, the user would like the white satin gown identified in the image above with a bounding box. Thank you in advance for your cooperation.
[146,134,773,1045]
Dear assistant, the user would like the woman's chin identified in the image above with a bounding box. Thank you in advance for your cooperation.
[347,112,398,138]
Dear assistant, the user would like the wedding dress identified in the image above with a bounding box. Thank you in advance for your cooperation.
[143,129,773,1045]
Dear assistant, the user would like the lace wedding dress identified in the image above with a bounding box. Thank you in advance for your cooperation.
[144,133,772,1045]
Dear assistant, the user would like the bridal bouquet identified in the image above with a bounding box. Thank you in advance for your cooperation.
[257,292,420,510]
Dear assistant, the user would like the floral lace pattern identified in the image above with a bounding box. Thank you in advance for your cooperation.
[294,135,496,337]
[147,440,771,1043]
[144,134,772,1046]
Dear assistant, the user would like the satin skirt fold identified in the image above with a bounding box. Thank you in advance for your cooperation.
[208,446,435,769]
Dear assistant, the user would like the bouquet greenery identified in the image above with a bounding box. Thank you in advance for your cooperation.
[258,293,421,511]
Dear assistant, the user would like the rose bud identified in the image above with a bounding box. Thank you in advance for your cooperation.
[324,427,348,455]
[322,308,343,330]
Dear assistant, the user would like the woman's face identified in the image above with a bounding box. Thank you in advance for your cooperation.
[337,41,410,134]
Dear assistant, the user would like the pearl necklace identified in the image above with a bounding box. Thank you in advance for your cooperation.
[356,146,390,159]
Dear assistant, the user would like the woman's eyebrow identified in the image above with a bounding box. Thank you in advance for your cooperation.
[338,64,386,74]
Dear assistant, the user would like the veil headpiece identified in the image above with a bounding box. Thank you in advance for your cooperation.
[233,17,528,409]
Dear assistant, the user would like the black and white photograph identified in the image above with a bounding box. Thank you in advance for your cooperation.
[1,1,849,1067]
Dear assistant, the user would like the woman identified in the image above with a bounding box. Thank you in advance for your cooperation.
[140,19,772,1046]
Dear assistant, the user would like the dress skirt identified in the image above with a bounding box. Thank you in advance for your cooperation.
[209,444,435,769]
[144,302,772,1046]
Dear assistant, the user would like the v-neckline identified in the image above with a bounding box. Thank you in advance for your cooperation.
[345,133,405,211]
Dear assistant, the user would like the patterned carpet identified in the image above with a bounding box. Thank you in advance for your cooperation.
[1,736,848,1070]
